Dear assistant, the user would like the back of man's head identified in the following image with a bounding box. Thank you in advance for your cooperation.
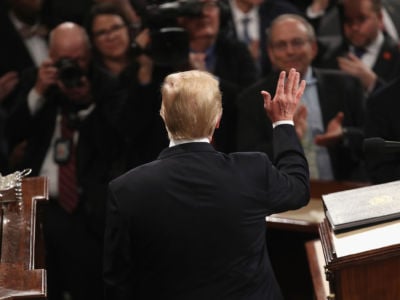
[160,70,222,141]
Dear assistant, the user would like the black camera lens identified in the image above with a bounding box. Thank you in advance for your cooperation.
[55,58,84,89]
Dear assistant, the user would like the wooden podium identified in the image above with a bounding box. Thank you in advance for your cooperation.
[0,176,48,299]
[265,180,369,300]
[307,218,400,300]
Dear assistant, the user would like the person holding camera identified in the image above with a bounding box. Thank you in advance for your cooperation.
[5,22,123,300]
[85,2,169,170]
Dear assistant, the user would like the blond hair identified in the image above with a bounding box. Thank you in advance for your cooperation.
[160,70,222,140]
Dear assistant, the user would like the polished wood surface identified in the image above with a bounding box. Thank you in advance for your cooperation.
[0,177,48,299]
[318,218,400,300]
[305,240,330,300]
[266,180,370,299]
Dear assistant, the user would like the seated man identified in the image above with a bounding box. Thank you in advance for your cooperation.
[237,14,367,181]
[315,0,400,93]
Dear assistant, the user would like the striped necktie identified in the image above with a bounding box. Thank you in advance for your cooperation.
[58,114,79,213]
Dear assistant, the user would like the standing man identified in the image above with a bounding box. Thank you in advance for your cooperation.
[6,22,122,300]
[237,14,366,181]
[103,69,310,299]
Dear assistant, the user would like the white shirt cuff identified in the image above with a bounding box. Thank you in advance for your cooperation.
[272,120,294,128]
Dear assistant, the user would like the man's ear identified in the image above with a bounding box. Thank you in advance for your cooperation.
[215,112,222,129]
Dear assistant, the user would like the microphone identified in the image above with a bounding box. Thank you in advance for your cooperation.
[363,137,400,154]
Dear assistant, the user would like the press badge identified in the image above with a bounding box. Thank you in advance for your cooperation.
[54,138,72,164]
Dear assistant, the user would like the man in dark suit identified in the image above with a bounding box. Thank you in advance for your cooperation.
[315,0,400,92]
[225,0,301,76]
[176,0,258,153]
[364,76,400,183]
[5,22,123,300]
[237,14,366,181]
[103,68,310,299]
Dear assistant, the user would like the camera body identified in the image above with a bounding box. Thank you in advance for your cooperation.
[145,0,204,23]
[55,58,84,88]
[133,0,207,67]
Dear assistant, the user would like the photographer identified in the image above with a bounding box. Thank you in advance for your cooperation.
[85,2,168,170]
[5,22,122,300]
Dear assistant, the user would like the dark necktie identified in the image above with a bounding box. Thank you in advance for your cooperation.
[354,47,366,58]
[241,17,251,45]
[58,114,79,213]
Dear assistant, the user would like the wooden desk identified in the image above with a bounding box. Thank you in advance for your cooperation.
[0,177,48,300]
[318,218,400,300]
[266,180,369,300]
[305,239,330,300]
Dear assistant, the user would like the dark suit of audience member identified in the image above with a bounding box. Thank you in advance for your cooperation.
[237,14,366,181]
[103,69,310,300]
[365,76,400,183]
[0,0,48,111]
[5,23,120,300]
[177,0,258,153]
[225,0,301,76]
[315,0,400,92]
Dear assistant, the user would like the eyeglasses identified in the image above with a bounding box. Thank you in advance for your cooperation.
[93,24,127,40]
[270,38,310,51]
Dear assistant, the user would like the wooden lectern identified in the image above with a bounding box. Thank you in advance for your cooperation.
[266,180,369,300]
[307,218,400,300]
[0,176,48,299]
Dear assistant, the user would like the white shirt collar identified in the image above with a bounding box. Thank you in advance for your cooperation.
[169,138,210,147]
[229,0,259,21]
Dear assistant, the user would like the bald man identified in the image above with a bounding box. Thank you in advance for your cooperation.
[5,22,122,300]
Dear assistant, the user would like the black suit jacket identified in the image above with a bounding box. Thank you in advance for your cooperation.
[0,11,44,75]
[104,125,309,300]
[236,68,366,180]
[365,76,400,183]
[316,33,400,87]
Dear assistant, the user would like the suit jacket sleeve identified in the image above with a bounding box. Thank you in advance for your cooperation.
[103,188,135,300]
[266,124,310,213]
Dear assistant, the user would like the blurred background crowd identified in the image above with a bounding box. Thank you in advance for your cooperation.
[1,0,400,299]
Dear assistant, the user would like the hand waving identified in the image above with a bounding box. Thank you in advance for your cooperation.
[262,68,306,123]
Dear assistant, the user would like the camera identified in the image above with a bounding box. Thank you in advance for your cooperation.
[55,58,84,88]
[145,0,204,23]
[131,0,208,67]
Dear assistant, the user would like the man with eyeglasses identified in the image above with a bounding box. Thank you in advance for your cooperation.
[316,0,400,93]
[237,14,367,182]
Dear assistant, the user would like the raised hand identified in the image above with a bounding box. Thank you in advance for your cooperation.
[262,68,306,123]
[35,59,58,95]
